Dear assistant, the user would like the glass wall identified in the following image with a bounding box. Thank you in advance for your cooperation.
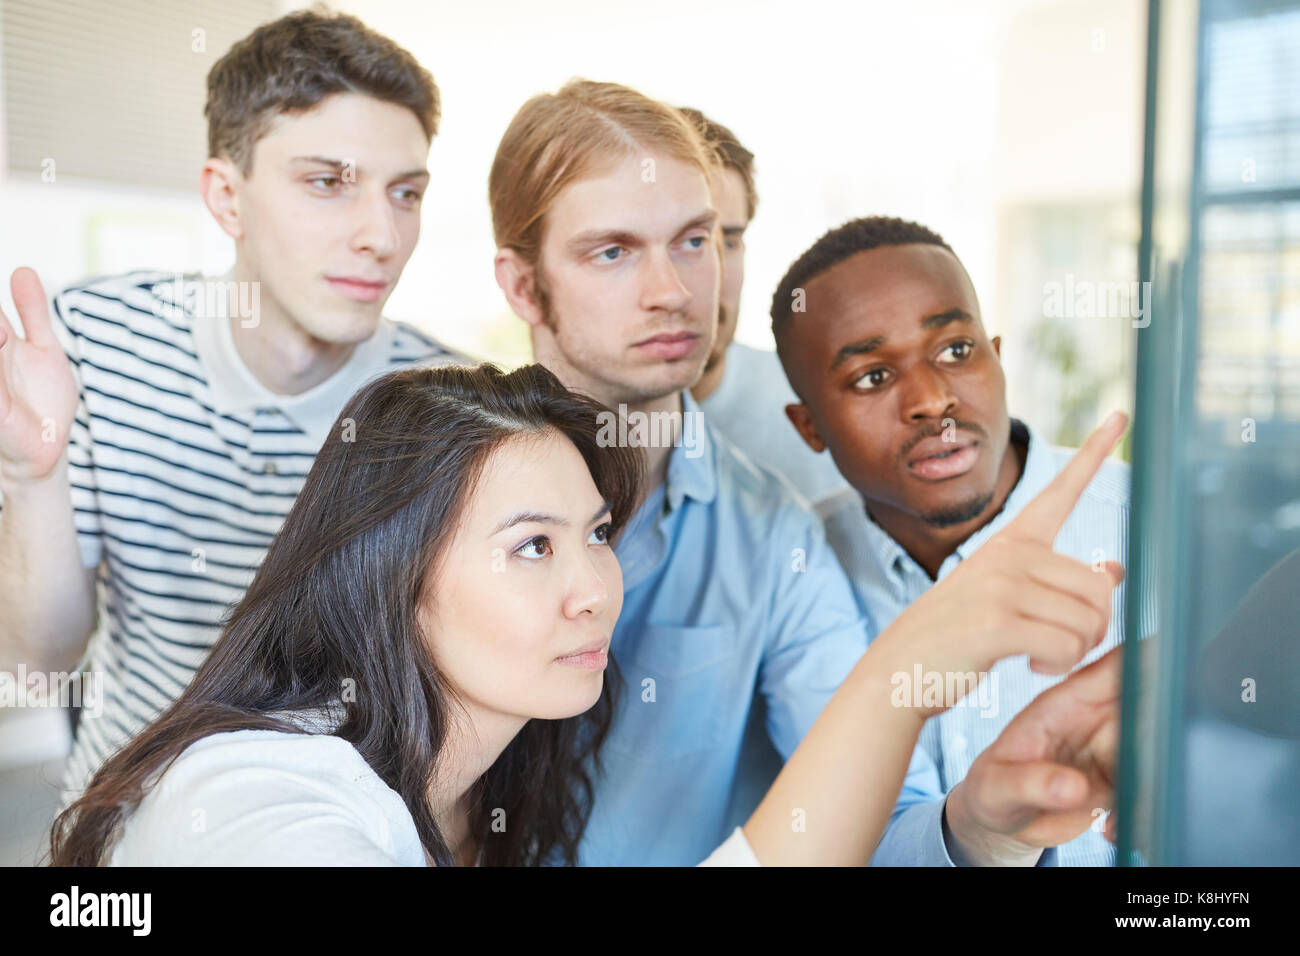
[1120,0,1300,866]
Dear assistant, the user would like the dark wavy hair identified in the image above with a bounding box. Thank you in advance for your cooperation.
[49,362,643,866]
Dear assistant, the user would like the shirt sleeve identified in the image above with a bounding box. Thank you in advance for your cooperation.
[697,827,761,866]
[869,745,957,866]
[869,746,1058,866]
[109,734,413,866]
[757,500,870,760]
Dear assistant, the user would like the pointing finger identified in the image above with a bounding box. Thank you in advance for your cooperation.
[1006,411,1128,543]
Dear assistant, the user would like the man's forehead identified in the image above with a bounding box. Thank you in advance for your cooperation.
[255,95,429,169]
[546,152,713,235]
[711,167,750,226]
[806,246,972,318]
[810,242,963,291]
[788,247,976,360]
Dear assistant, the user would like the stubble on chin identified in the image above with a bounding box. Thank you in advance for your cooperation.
[919,490,996,529]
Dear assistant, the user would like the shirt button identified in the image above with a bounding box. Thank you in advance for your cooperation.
[262,461,277,475]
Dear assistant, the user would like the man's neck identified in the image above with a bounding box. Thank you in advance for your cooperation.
[531,338,682,501]
[226,261,356,396]
[691,350,727,403]
[866,432,1028,581]
[636,390,683,494]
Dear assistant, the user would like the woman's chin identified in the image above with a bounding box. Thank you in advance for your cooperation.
[535,675,606,720]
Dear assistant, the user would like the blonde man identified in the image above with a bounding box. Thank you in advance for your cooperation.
[682,107,846,505]
[490,80,872,865]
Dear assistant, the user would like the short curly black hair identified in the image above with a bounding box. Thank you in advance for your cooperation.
[770,216,953,336]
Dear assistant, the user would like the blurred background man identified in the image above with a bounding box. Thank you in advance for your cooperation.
[684,107,847,505]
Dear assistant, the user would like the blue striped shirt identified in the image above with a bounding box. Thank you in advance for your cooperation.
[818,418,1136,866]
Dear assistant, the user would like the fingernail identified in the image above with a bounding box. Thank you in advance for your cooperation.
[1104,411,1124,431]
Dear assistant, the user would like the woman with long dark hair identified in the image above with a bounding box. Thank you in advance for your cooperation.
[49,362,1126,866]
[50,362,641,866]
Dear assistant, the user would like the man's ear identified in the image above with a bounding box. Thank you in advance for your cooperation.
[785,402,828,453]
[494,249,545,329]
[991,334,1002,359]
[199,157,244,240]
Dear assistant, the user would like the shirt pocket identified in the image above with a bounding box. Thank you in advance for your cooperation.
[609,624,742,758]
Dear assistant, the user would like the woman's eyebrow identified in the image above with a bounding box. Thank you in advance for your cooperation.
[492,502,610,536]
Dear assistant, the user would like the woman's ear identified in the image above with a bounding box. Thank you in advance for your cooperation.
[494,249,545,329]
[200,158,244,240]
[785,403,828,453]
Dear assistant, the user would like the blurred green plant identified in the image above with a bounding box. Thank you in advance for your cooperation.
[1027,316,1132,462]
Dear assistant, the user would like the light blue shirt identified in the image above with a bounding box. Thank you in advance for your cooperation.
[577,391,869,865]
[818,419,1133,867]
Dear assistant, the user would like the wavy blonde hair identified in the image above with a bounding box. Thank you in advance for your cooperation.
[489,79,719,280]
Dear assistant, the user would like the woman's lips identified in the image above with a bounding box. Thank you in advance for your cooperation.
[555,641,610,671]
[555,648,608,671]
[633,332,700,360]
[907,442,980,481]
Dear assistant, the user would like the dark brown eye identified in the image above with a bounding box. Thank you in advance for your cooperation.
[853,368,889,390]
[517,536,551,559]
[940,341,974,363]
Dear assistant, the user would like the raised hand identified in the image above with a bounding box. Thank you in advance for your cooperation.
[0,268,79,484]
[869,411,1129,715]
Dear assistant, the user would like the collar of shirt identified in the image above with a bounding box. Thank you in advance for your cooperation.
[858,418,1049,585]
[189,270,397,447]
[614,389,718,590]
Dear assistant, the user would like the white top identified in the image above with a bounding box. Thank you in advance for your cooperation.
[699,342,848,508]
[108,729,761,867]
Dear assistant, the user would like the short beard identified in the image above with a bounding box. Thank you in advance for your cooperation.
[920,491,994,529]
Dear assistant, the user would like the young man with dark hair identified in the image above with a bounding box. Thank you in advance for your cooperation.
[0,9,464,802]
[772,215,1135,865]
[683,107,845,505]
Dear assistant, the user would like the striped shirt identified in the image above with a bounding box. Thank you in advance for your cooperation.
[0,271,464,805]
[818,418,1152,867]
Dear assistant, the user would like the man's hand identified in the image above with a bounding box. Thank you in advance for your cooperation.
[945,646,1122,864]
[0,267,78,485]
